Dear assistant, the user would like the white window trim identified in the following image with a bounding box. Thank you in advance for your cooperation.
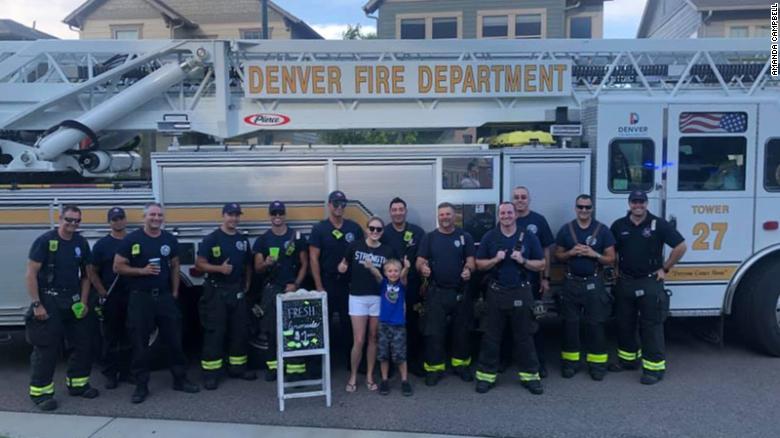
[566,11,602,39]
[396,12,463,39]
[726,20,770,38]
[110,24,143,39]
[477,8,547,39]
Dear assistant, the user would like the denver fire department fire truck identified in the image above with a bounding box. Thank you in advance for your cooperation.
[0,38,778,355]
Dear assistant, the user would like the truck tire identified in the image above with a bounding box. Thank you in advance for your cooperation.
[735,261,780,356]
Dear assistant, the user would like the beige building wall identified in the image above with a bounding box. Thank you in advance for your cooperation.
[80,18,171,39]
[195,20,291,39]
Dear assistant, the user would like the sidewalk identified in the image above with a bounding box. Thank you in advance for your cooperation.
[0,412,468,438]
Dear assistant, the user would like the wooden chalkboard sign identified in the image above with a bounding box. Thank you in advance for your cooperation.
[281,297,325,353]
[276,290,331,411]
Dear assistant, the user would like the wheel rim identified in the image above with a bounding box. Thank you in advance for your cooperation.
[776,294,780,327]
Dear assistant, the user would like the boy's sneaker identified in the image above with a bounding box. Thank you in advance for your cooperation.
[379,380,390,395]
[401,380,413,396]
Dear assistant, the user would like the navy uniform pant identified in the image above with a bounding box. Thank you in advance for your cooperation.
[559,276,611,372]
[199,281,250,377]
[423,285,473,374]
[614,276,669,377]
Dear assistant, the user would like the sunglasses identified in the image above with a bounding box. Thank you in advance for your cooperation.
[368,226,383,233]
[63,217,81,224]
[110,216,126,221]
[630,200,648,205]
[331,201,347,208]
[576,205,593,210]
[270,210,285,216]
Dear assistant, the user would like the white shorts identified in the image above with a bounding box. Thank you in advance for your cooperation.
[349,294,381,317]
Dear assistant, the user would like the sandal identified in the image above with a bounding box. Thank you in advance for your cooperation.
[345,382,357,393]
[366,381,378,391]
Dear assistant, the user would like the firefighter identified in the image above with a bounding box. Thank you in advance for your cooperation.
[609,190,687,385]
[309,190,364,367]
[25,204,97,411]
[474,202,545,395]
[88,207,131,389]
[512,186,554,377]
[380,197,425,376]
[415,202,476,386]
[195,203,256,390]
[253,200,308,381]
[114,202,199,403]
[554,195,616,381]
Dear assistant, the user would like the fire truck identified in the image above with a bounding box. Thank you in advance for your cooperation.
[0,38,778,355]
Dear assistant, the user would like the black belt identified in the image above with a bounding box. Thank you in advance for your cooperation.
[131,288,165,296]
[488,281,529,291]
[619,273,656,280]
[566,273,599,281]
[206,278,242,288]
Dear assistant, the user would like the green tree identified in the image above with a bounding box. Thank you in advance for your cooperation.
[342,24,377,40]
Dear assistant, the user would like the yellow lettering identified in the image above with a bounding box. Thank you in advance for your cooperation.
[328,66,342,94]
[376,66,390,94]
[555,64,567,92]
[524,64,537,93]
[312,66,325,94]
[463,65,476,93]
[418,65,432,93]
[355,66,370,94]
[539,65,553,92]
[505,65,521,92]
[477,65,491,93]
[248,66,263,94]
[434,65,447,93]
[491,65,503,92]
[450,65,463,93]
[294,66,310,94]
[392,66,405,94]
[281,66,296,94]
[266,65,280,94]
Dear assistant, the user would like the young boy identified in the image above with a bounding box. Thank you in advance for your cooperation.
[364,257,412,396]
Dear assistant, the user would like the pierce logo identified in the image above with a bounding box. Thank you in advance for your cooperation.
[244,113,291,127]
[629,113,640,125]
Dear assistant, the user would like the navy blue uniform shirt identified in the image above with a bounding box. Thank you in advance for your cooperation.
[308,218,364,277]
[91,234,124,291]
[29,229,91,291]
[117,228,179,293]
[253,227,307,287]
[555,220,616,277]
[610,213,685,278]
[477,227,543,288]
[197,228,251,284]
[417,228,475,289]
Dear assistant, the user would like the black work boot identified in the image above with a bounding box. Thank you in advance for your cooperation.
[425,372,442,387]
[589,365,607,381]
[131,384,149,404]
[173,377,200,393]
[229,370,257,381]
[640,372,663,385]
[33,397,58,412]
[608,359,639,372]
[454,367,473,382]
[475,380,494,394]
[204,377,218,391]
[265,370,277,382]
[522,379,544,395]
[104,374,119,390]
[68,384,100,399]
[561,363,579,379]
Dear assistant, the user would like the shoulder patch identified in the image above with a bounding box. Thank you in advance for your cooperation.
[212,246,222,258]
[131,243,141,256]
[161,245,171,257]
[48,240,58,252]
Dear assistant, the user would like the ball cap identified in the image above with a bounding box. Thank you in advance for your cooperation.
[107,207,126,221]
[269,200,286,214]
[628,190,648,202]
[222,202,243,215]
[328,190,347,203]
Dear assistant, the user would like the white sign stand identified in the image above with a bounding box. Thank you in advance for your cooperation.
[276,290,331,412]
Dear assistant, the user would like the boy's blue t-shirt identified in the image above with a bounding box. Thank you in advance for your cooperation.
[379,278,405,326]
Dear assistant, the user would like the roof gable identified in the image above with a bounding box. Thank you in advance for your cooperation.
[0,19,57,40]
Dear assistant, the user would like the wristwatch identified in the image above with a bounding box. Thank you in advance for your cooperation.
[32,300,41,308]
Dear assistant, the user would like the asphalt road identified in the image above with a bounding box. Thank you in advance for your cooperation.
[1,319,778,438]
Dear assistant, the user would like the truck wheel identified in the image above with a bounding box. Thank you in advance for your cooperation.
[736,261,780,356]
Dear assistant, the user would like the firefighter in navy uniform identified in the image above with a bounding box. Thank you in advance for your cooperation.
[512,186,555,377]
[195,203,256,390]
[25,205,98,411]
[416,202,476,386]
[88,207,131,389]
[253,200,309,381]
[380,197,425,376]
[114,202,199,403]
[309,190,364,366]
[609,190,687,385]
[555,195,616,381]
[474,202,545,395]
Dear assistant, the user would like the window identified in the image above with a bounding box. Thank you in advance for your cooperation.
[432,17,458,39]
[111,25,141,40]
[569,16,592,39]
[515,14,542,39]
[729,26,749,38]
[442,157,494,190]
[481,16,508,38]
[609,140,655,192]
[678,137,747,191]
[478,9,546,39]
[240,29,264,39]
[764,139,780,191]
[755,26,771,38]
[400,18,425,39]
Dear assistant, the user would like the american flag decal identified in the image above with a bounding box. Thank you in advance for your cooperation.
[679,112,748,133]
